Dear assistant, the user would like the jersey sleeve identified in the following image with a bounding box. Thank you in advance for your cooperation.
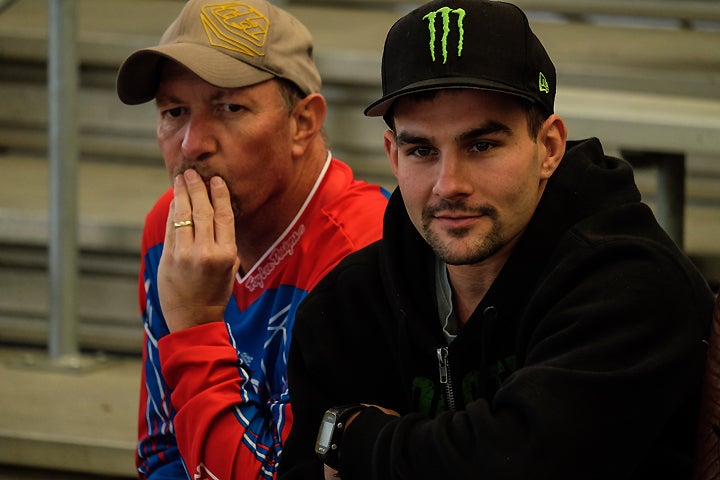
[140,275,294,480]
[136,189,187,479]
[136,191,289,480]
[159,322,290,480]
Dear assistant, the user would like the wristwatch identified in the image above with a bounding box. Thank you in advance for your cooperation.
[315,404,366,469]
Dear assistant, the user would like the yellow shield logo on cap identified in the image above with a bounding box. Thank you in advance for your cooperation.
[201,3,269,57]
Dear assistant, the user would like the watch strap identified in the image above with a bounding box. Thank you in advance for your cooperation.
[316,403,367,469]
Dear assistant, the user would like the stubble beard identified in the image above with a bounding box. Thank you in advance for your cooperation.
[421,203,504,266]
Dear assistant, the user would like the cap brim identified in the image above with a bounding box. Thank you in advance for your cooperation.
[364,77,542,117]
[117,43,274,105]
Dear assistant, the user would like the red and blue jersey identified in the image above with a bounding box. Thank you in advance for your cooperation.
[136,158,388,479]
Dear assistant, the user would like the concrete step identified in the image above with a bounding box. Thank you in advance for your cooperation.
[0,154,167,354]
[0,345,138,478]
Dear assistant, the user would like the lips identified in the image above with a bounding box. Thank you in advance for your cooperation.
[435,211,476,220]
[434,213,480,229]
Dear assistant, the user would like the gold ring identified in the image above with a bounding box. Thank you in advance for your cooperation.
[173,220,194,229]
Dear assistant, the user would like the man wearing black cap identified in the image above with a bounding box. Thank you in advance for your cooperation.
[279,1,714,479]
[115,1,389,478]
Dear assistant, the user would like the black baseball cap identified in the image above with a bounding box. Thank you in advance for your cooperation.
[364,0,556,117]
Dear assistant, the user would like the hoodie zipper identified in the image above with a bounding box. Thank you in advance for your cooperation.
[436,346,457,410]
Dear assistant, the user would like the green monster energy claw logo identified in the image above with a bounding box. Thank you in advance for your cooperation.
[423,7,466,64]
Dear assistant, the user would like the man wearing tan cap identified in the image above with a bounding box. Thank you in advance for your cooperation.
[116,1,388,478]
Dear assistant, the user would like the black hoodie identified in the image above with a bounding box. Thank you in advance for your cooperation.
[279,138,714,480]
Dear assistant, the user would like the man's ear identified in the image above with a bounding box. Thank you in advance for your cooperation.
[538,114,567,179]
[291,93,326,156]
[384,129,399,178]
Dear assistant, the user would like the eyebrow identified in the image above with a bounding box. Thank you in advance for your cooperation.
[155,88,235,106]
[395,120,513,146]
[210,89,235,102]
[155,94,179,106]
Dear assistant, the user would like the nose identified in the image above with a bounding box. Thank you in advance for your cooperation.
[432,153,472,199]
[180,112,217,162]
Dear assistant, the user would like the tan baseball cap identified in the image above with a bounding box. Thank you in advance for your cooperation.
[116,0,321,105]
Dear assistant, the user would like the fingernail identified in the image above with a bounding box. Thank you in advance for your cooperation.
[211,176,224,188]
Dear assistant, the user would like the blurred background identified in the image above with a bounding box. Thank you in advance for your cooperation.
[0,0,718,477]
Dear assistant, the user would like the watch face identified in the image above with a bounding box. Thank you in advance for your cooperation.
[315,410,338,455]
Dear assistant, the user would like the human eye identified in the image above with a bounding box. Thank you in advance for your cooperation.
[159,106,184,119]
[406,145,435,158]
[221,103,246,113]
[470,141,494,153]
